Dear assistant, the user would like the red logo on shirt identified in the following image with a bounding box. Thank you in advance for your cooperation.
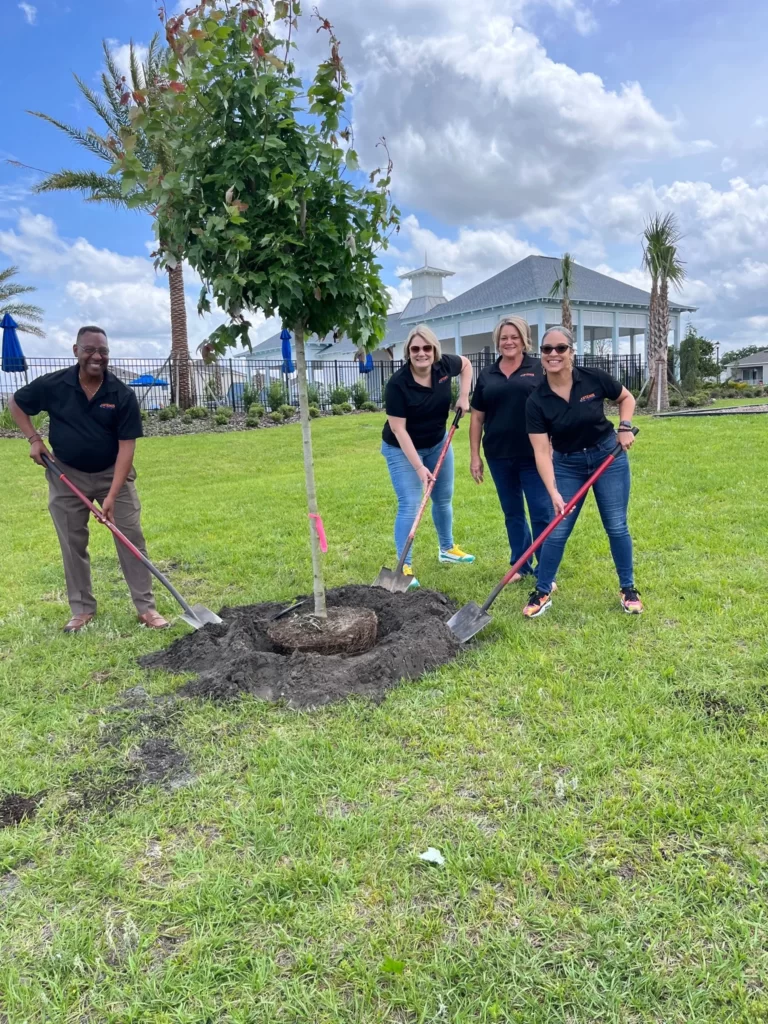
[580,393,596,402]
[100,402,116,409]
[438,375,449,383]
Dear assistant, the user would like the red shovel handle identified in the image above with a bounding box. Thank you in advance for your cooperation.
[393,407,463,575]
[480,430,638,614]
[41,454,196,619]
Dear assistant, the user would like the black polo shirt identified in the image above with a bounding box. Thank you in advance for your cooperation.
[471,354,543,460]
[525,366,623,454]
[382,353,463,449]
[14,365,143,473]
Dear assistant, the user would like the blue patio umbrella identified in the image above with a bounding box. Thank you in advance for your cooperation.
[358,351,374,374]
[128,374,170,387]
[280,328,295,374]
[1,314,27,375]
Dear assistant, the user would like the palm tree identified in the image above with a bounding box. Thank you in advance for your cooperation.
[642,213,686,412]
[29,39,192,406]
[0,265,45,337]
[548,252,574,333]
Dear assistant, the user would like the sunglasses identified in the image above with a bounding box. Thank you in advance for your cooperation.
[410,345,433,354]
[541,344,571,355]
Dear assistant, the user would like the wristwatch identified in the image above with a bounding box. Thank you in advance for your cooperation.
[618,420,633,433]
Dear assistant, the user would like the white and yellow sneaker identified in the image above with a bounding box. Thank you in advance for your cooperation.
[438,545,475,564]
[402,565,420,589]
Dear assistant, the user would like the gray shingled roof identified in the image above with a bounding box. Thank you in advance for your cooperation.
[730,349,768,367]
[411,255,695,322]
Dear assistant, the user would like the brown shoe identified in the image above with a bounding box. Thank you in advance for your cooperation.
[63,613,95,633]
[138,610,170,630]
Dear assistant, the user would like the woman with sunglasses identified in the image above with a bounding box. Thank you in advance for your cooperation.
[470,315,552,583]
[523,326,642,618]
[382,324,475,588]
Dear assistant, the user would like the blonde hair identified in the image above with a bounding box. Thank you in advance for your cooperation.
[492,315,532,353]
[404,324,442,364]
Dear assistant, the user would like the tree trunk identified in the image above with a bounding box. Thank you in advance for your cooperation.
[561,296,573,333]
[168,263,192,409]
[294,325,327,617]
[646,277,669,412]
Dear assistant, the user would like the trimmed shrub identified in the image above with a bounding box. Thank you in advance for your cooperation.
[339,402,353,413]
[636,396,648,409]
[247,404,265,419]
[165,403,180,418]
[215,406,233,420]
[360,401,377,412]
[329,385,351,406]
[306,382,323,407]
[331,404,345,416]
[267,380,288,411]
[350,382,369,409]
[214,411,231,425]
[187,406,208,419]
[684,396,698,408]
[309,406,321,418]
[245,413,261,428]
[181,413,193,424]
[668,395,682,408]
[278,404,295,419]
[270,410,285,423]
[158,407,175,421]
[140,409,149,422]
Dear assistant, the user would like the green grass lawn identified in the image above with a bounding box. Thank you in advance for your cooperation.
[710,395,768,408]
[2,414,768,1023]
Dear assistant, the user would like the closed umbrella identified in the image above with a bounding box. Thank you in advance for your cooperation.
[1,313,28,379]
[358,352,374,374]
[280,328,295,374]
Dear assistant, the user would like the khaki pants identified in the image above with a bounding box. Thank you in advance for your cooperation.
[46,460,156,617]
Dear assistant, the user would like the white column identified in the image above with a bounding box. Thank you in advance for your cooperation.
[454,321,462,356]
[643,314,649,373]
[536,307,546,353]
[629,329,636,357]
[612,311,620,357]
[673,315,681,379]
[573,307,585,356]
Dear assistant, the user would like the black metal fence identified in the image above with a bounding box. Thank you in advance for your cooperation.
[1,353,645,413]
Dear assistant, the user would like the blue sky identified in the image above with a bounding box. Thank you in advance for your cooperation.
[3,0,768,358]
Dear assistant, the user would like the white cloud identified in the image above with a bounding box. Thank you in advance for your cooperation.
[0,211,275,358]
[721,157,738,172]
[18,3,36,25]
[104,39,150,85]
[312,1,708,222]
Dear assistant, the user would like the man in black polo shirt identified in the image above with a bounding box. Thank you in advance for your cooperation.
[9,326,169,632]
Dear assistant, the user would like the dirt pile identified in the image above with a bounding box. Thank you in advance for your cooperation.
[139,584,460,707]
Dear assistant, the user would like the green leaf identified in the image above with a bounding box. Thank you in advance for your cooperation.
[380,958,405,976]
[274,0,290,20]
[345,149,359,172]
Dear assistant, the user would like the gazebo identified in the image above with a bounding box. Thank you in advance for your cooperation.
[394,255,696,366]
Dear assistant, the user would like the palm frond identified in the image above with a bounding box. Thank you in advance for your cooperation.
[102,39,123,92]
[0,301,43,321]
[27,111,114,163]
[74,74,122,135]
[33,169,149,208]
[10,320,46,338]
[0,265,20,286]
[129,41,145,92]
[0,282,36,302]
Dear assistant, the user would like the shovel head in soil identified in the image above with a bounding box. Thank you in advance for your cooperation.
[372,567,413,594]
[180,604,223,630]
[445,601,492,643]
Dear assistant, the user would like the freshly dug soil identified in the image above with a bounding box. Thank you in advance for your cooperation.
[0,792,44,829]
[139,584,460,707]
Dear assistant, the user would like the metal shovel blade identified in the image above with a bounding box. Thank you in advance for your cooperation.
[180,603,223,630]
[446,602,493,643]
[373,567,412,593]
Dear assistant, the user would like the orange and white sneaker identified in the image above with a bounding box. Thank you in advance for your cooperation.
[523,588,553,619]
[620,587,643,614]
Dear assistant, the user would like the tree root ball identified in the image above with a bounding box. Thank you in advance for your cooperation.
[267,606,378,655]
[138,585,461,708]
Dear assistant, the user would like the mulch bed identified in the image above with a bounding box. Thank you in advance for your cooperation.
[139,584,461,708]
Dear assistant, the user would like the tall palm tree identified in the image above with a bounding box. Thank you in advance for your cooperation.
[0,265,45,337]
[29,39,192,406]
[642,213,686,412]
[548,252,574,333]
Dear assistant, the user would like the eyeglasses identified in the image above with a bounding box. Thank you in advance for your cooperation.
[410,345,433,354]
[80,347,109,357]
[541,344,571,355]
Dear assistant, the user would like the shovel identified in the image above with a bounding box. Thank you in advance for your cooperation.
[42,454,222,630]
[447,429,638,642]
[374,408,463,593]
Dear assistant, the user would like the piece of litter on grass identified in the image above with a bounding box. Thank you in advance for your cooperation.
[419,847,445,866]
[554,777,566,799]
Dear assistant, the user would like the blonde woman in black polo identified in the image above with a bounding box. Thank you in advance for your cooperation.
[382,324,474,588]
[523,326,642,618]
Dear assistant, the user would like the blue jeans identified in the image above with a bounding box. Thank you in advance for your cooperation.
[381,438,454,564]
[536,435,635,593]
[486,456,552,576]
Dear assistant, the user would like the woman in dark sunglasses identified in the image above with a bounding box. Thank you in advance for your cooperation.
[381,324,475,588]
[523,326,642,618]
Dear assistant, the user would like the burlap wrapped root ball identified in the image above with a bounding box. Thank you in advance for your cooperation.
[266,606,378,655]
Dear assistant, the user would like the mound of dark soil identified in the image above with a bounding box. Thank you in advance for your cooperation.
[0,792,44,829]
[139,584,460,707]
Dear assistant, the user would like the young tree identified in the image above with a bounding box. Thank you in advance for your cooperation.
[0,266,45,337]
[721,345,764,367]
[29,40,193,406]
[642,213,686,411]
[113,1,398,616]
[548,252,574,332]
